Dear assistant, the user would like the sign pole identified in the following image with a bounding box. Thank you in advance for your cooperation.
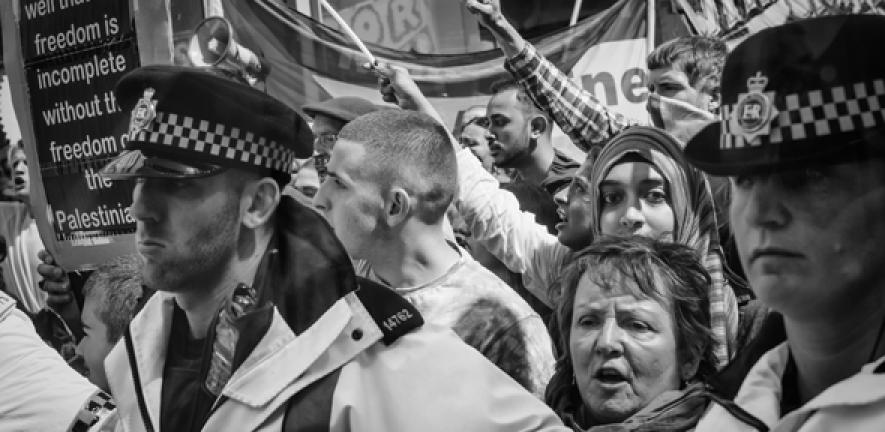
[570,0,585,26]
[647,0,656,53]
[317,0,377,66]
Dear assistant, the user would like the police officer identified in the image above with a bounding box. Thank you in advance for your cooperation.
[684,15,885,431]
[92,65,568,431]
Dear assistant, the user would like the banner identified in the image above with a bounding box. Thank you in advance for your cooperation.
[27,42,139,245]
[677,0,885,39]
[223,0,651,128]
[2,0,139,269]
[569,39,649,122]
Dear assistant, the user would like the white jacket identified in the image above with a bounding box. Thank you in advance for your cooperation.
[105,288,569,432]
[696,342,885,431]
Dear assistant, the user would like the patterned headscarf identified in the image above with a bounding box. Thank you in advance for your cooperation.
[586,126,735,366]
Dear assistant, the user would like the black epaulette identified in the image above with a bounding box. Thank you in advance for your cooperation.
[353,277,423,345]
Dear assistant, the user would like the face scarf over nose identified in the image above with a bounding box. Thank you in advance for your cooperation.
[646,93,717,145]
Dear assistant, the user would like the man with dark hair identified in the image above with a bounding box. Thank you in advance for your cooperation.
[465,0,723,148]
[487,79,579,197]
[313,109,556,397]
[41,65,566,431]
[645,36,727,108]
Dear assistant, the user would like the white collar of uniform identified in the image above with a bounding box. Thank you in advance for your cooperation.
[731,342,885,428]
[788,354,885,413]
[220,291,383,408]
[729,341,791,428]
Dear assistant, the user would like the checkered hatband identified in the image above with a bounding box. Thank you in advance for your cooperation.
[69,390,116,432]
[131,111,297,173]
[720,79,885,149]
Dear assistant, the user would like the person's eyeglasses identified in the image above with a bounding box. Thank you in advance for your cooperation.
[314,133,338,147]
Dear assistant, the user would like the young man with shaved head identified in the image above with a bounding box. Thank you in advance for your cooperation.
[314,109,556,396]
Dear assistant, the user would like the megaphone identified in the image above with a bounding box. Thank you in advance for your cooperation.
[188,16,270,86]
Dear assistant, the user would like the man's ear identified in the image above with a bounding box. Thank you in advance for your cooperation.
[384,187,411,226]
[242,177,281,229]
[530,115,548,138]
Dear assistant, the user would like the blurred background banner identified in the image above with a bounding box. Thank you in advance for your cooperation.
[221,0,658,128]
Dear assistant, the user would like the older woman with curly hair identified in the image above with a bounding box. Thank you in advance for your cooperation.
[547,236,726,431]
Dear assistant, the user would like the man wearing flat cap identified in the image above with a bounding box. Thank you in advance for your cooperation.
[684,15,885,431]
[90,66,567,431]
[302,96,382,180]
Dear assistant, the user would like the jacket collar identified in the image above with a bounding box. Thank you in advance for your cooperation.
[113,288,385,430]
[105,291,176,431]
[221,292,382,408]
[731,342,790,428]
[735,342,885,427]
[796,354,885,411]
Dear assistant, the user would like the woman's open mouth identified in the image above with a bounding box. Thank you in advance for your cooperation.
[594,366,630,387]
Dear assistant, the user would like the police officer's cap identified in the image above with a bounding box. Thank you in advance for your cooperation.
[100,65,313,180]
[685,15,885,175]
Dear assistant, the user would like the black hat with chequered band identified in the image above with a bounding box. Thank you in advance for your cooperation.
[685,15,885,176]
[100,65,313,179]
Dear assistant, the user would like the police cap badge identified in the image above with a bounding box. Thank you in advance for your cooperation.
[685,15,885,175]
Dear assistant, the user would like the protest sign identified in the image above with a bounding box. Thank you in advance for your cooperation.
[19,0,133,62]
[1,0,140,269]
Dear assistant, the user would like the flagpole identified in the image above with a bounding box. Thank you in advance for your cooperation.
[317,0,377,66]
[647,0,656,54]
[570,0,585,26]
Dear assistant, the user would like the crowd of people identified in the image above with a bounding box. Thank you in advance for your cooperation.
[1,1,884,431]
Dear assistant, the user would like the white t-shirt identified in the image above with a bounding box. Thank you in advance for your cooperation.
[356,246,555,397]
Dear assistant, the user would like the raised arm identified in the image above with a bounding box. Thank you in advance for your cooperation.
[464,0,635,151]
[454,146,571,306]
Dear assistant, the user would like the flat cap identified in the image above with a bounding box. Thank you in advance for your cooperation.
[302,96,382,123]
[685,15,885,175]
[101,65,313,179]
